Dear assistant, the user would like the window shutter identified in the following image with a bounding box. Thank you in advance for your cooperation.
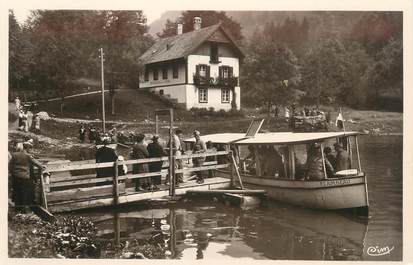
[196,65,200,75]
[219,66,223,78]
[206,65,210,78]
[229,67,233,78]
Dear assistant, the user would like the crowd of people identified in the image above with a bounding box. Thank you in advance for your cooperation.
[14,97,41,133]
[93,128,210,192]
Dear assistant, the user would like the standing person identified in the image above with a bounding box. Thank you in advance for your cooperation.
[95,138,118,186]
[15,96,21,110]
[22,110,29,132]
[9,142,36,213]
[334,142,350,172]
[18,108,24,130]
[88,126,95,143]
[192,130,207,184]
[27,109,33,131]
[131,134,150,191]
[171,129,184,185]
[79,124,86,143]
[147,135,167,190]
[32,113,41,133]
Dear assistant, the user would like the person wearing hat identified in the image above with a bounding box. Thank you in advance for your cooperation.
[334,142,350,172]
[95,138,118,185]
[147,134,167,190]
[131,133,150,191]
[192,130,207,184]
[305,143,334,180]
[170,129,184,185]
[9,142,36,212]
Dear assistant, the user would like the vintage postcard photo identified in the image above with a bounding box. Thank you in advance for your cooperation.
[3,0,411,263]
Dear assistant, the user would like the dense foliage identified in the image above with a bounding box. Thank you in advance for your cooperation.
[9,10,154,97]
[240,12,402,111]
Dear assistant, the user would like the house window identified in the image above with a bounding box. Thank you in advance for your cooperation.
[153,68,158,80]
[199,65,207,77]
[199,88,208,103]
[144,68,149,82]
[173,64,179,78]
[222,89,230,103]
[162,67,168,80]
[220,66,233,78]
[210,43,219,63]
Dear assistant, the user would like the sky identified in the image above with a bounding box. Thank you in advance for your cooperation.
[12,8,166,25]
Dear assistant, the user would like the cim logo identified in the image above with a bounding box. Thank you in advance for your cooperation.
[366,245,394,256]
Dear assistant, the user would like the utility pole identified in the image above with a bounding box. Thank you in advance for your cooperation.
[99,48,106,133]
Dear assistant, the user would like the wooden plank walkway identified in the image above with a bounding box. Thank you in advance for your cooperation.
[48,177,230,213]
[33,150,234,213]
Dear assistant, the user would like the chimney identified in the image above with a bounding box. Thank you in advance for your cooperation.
[177,23,183,35]
[193,17,202,31]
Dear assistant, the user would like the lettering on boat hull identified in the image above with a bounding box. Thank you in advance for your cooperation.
[319,178,351,187]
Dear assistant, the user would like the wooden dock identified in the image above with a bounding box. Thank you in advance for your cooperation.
[34,150,233,213]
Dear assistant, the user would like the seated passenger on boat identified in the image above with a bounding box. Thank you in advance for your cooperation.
[243,145,257,174]
[334,142,350,172]
[323,146,336,170]
[305,143,334,180]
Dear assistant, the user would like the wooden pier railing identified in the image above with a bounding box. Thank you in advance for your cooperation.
[38,150,232,213]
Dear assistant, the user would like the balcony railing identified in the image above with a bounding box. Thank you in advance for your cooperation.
[193,74,238,87]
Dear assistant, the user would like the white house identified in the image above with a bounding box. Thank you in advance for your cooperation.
[138,17,244,111]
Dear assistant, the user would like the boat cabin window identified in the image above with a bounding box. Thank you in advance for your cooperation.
[239,144,290,178]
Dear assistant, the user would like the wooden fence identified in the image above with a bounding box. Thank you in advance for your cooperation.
[35,150,232,213]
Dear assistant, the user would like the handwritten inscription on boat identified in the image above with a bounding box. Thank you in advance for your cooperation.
[319,178,351,187]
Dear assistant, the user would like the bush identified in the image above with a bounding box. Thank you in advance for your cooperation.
[189,107,244,119]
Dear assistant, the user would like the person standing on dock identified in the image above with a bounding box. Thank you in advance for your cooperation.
[170,129,184,185]
[9,142,36,213]
[131,134,150,191]
[147,135,167,190]
[79,124,86,143]
[95,138,118,186]
[192,130,207,184]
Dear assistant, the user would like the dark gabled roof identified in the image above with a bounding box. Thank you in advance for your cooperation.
[139,23,244,65]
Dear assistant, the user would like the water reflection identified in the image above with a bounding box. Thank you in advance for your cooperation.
[88,199,369,260]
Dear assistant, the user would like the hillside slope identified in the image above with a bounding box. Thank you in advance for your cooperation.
[38,89,176,122]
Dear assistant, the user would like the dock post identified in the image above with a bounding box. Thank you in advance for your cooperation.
[114,160,119,205]
[39,168,49,210]
[169,108,175,196]
[114,211,120,248]
[230,151,235,187]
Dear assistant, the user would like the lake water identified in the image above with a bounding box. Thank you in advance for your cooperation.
[79,135,403,260]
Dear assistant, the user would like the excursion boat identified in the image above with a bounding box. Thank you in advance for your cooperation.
[184,121,369,215]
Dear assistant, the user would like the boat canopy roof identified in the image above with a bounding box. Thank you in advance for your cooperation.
[184,131,360,145]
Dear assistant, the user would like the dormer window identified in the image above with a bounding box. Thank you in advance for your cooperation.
[210,43,219,63]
